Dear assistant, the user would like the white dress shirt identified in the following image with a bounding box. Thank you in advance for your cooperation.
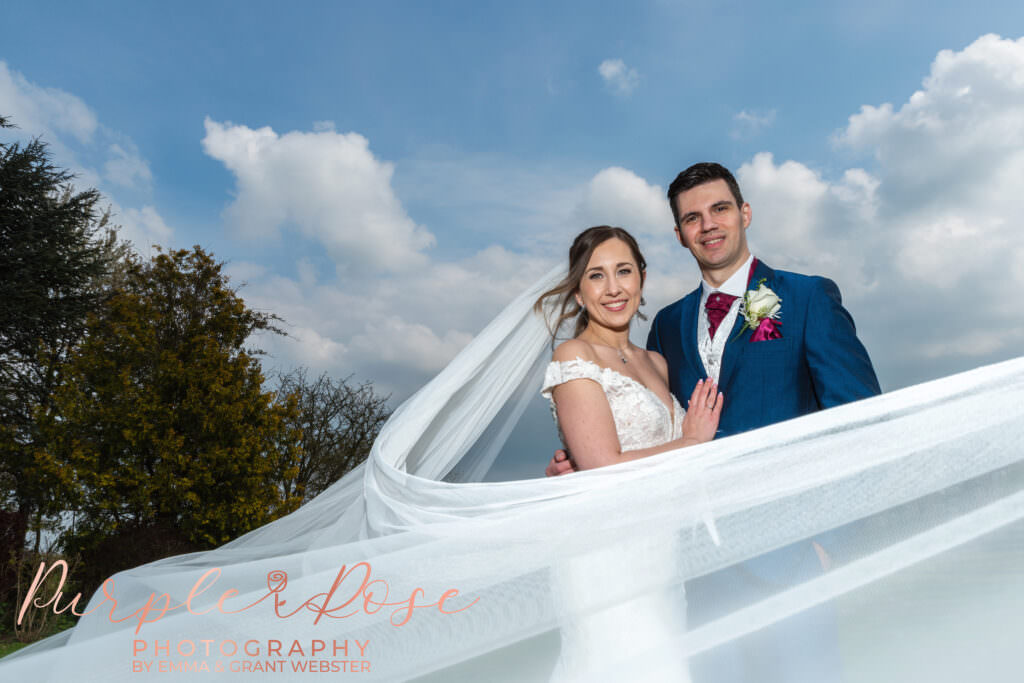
[696,254,754,382]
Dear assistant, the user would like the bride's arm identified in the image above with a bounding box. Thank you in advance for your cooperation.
[553,377,722,471]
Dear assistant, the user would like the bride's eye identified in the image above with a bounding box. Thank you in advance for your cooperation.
[588,272,603,280]
[618,268,632,276]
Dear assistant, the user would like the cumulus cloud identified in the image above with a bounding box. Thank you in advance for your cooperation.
[738,152,880,295]
[598,59,640,96]
[731,109,777,139]
[740,34,1024,388]
[200,137,687,396]
[0,61,97,145]
[835,33,1024,207]
[0,61,172,254]
[202,118,435,273]
[229,244,553,398]
[574,167,673,236]
[198,31,1024,400]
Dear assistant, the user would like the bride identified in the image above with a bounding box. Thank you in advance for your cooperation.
[536,225,721,469]
[535,226,720,682]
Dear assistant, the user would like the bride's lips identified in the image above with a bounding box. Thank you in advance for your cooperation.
[602,300,628,312]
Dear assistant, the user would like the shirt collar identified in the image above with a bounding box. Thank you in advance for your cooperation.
[700,254,755,299]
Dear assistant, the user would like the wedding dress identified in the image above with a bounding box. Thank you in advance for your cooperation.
[542,358,690,682]
[2,265,1023,682]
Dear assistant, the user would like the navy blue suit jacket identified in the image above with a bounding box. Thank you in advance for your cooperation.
[646,260,880,436]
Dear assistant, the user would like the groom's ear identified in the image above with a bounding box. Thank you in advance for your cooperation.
[741,203,752,229]
[673,224,686,247]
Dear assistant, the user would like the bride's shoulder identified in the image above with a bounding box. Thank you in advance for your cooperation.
[552,338,597,364]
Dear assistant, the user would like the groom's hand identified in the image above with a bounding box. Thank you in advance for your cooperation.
[545,450,576,477]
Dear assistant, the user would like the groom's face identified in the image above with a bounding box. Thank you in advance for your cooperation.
[673,179,752,280]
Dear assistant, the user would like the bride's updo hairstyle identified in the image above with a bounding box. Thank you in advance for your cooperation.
[534,225,647,343]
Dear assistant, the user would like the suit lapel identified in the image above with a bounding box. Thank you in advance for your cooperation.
[718,260,775,390]
[678,289,705,378]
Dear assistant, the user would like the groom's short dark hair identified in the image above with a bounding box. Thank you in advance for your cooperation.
[667,162,745,226]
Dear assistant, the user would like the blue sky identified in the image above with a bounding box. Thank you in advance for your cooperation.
[4,2,1024,477]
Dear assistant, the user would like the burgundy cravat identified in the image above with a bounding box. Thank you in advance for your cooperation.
[706,292,737,340]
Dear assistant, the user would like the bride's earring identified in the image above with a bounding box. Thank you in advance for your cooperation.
[634,296,648,322]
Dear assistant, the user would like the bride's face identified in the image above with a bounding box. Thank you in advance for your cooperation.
[575,238,644,330]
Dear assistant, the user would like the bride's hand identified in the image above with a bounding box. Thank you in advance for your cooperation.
[681,379,723,444]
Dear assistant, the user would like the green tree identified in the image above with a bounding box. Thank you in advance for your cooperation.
[0,114,121,613]
[42,246,301,592]
[276,368,390,502]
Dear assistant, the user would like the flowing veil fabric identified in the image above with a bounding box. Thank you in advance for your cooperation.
[3,265,1024,681]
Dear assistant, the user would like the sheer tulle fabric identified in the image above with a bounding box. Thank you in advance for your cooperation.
[3,265,1023,682]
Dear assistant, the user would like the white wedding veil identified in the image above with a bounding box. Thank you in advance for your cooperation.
[3,265,1023,682]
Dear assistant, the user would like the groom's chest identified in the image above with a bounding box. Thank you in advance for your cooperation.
[686,288,806,387]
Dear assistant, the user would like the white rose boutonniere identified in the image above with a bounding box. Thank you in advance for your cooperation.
[736,278,783,342]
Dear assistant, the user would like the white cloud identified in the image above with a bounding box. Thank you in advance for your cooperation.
[1,62,170,255]
[573,167,673,237]
[0,61,97,145]
[834,33,1024,293]
[598,58,640,96]
[212,33,1024,399]
[233,244,553,398]
[737,152,880,296]
[739,34,1024,387]
[287,326,349,366]
[835,33,1024,205]
[349,319,473,375]
[731,109,777,139]
[103,142,152,189]
[114,205,173,255]
[202,139,686,396]
[202,118,435,273]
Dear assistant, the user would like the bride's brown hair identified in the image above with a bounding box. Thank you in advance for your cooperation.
[534,226,647,344]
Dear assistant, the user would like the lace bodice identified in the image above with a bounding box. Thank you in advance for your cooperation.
[542,358,685,452]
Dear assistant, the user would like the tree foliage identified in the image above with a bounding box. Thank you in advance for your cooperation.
[1,123,108,364]
[276,369,390,502]
[41,246,302,590]
[1,114,392,613]
[1,114,121,606]
[1,114,119,503]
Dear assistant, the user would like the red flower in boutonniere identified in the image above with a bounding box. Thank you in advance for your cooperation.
[735,278,782,342]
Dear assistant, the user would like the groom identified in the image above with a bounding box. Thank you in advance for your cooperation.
[547,162,881,681]
[648,161,879,437]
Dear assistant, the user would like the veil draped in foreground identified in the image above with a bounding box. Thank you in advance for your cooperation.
[3,265,1023,681]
